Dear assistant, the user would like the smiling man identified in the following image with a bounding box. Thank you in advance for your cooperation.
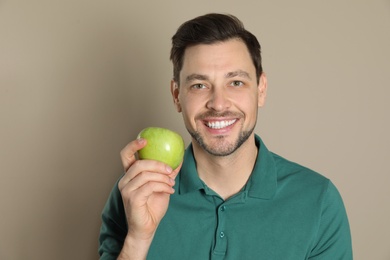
[174,40,263,157]
[99,13,353,259]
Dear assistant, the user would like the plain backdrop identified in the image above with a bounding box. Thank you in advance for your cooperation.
[1,1,389,259]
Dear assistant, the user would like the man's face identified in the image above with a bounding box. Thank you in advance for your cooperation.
[171,39,267,156]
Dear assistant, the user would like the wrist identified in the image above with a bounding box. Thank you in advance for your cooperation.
[118,233,154,260]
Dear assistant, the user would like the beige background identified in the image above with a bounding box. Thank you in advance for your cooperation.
[1,1,389,259]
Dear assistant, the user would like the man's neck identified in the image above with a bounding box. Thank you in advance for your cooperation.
[192,135,258,200]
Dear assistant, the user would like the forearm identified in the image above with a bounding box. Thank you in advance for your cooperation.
[117,234,153,260]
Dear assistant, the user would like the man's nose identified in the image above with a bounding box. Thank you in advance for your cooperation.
[206,87,231,111]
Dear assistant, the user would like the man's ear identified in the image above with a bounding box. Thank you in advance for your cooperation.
[258,73,268,107]
[170,79,182,112]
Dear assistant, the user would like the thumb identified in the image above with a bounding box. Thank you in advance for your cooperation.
[120,138,147,171]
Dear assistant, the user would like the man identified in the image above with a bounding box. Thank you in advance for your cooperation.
[99,13,352,259]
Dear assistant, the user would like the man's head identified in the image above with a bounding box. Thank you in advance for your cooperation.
[169,14,267,157]
[170,13,263,85]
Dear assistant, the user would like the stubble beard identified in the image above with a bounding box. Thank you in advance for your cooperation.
[187,125,256,157]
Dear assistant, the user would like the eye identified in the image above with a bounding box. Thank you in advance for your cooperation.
[230,81,244,87]
[191,83,207,89]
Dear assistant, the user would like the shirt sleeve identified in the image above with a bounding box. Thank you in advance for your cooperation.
[98,179,128,259]
[309,181,353,259]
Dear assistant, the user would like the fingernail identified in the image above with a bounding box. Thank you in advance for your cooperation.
[166,165,173,173]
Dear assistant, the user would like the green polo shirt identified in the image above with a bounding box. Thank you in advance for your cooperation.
[99,135,352,259]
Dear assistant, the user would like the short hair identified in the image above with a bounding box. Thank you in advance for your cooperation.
[170,13,263,84]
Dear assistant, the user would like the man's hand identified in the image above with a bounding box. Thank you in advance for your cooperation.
[117,138,182,259]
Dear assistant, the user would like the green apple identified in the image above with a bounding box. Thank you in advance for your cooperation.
[137,127,185,169]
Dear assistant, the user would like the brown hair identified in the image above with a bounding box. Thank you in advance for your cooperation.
[170,13,263,84]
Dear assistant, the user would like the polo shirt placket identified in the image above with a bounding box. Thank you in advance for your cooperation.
[205,186,249,259]
[213,205,227,259]
[212,201,227,258]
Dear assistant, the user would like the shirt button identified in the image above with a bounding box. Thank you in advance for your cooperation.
[220,231,225,238]
[220,205,226,211]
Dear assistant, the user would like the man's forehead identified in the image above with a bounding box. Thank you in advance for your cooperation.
[177,39,256,83]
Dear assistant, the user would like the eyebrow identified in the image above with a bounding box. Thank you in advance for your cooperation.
[185,74,209,84]
[185,70,251,84]
[226,70,252,80]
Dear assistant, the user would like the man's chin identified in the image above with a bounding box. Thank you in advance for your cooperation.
[189,130,250,157]
[187,127,254,156]
[201,140,236,156]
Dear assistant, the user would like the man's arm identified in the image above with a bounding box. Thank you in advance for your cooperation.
[99,181,158,260]
[117,234,154,260]
[99,138,180,259]
[99,180,127,259]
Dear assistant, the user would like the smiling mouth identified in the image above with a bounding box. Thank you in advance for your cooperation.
[206,119,237,129]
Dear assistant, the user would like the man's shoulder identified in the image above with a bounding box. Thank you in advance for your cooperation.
[270,152,330,187]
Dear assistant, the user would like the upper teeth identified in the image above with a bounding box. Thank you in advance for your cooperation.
[207,120,236,129]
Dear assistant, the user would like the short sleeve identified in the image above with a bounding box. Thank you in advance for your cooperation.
[309,181,353,259]
[98,179,128,259]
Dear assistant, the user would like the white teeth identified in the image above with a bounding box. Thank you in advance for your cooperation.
[207,120,236,129]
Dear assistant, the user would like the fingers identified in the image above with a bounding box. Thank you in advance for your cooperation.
[118,138,184,202]
[120,138,147,171]
[129,170,175,192]
[118,160,176,208]
[119,159,173,189]
[121,172,176,206]
[119,160,174,192]
[168,161,183,180]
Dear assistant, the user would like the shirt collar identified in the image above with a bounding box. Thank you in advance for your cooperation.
[178,135,277,200]
[177,143,204,194]
[247,135,277,199]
